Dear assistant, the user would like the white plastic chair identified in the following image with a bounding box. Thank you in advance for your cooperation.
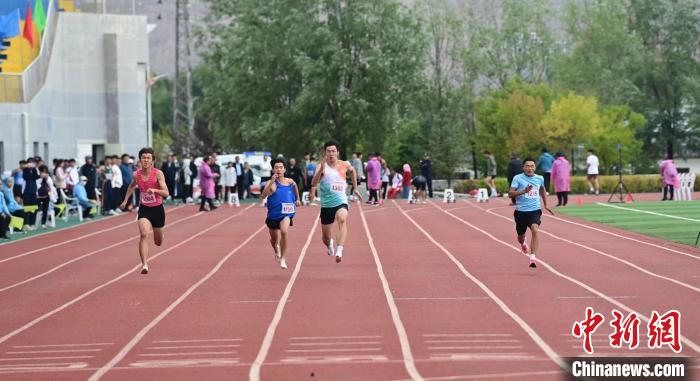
[60,189,83,221]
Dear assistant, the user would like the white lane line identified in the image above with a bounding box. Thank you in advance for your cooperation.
[138,351,238,357]
[153,338,243,343]
[428,346,525,350]
[404,207,430,214]
[248,218,319,381]
[424,340,519,344]
[146,345,240,350]
[289,335,382,340]
[397,200,566,369]
[229,300,289,304]
[0,211,198,292]
[395,297,489,301]
[289,342,381,346]
[88,221,266,381]
[0,205,186,261]
[389,370,563,381]
[438,201,700,354]
[557,295,639,299]
[280,355,388,363]
[285,348,382,353]
[596,202,700,223]
[0,356,95,361]
[0,362,87,368]
[12,343,113,348]
[0,204,256,347]
[422,334,512,337]
[360,202,425,381]
[483,206,700,294]
[129,358,239,368]
[430,354,534,360]
[545,214,700,261]
[6,349,102,354]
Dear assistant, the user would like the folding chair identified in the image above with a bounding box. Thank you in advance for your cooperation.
[60,189,82,221]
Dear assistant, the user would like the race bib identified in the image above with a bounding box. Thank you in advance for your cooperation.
[281,203,295,214]
[331,182,345,193]
[141,192,156,204]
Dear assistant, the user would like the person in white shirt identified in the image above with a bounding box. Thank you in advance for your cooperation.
[224,162,238,205]
[585,149,600,195]
[66,159,80,191]
[110,155,123,214]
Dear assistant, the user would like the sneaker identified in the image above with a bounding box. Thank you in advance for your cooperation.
[211,206,218,211]
[280,258,288,269]
[335,252,342,263]
[521,242,529,254]
[140,265,149,274]
[529,260,537,268]
[199,207,208,212]
[327,239,335,256]
[109,210,119,215]
[41,224,47,229]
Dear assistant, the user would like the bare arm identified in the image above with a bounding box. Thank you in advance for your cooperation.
[261,174,277,199]
[541,185,553,214]
[309,162,325,201]
[293,181,301,206]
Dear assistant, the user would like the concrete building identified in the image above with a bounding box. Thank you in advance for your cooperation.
[0,1,150,173]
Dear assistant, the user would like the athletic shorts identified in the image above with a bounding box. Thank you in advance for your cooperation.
[137,204,165,228]
[320,204,348,225]
[265,217,293,230]
[414,182,426,191]
[514,209,541,236]
[587,174,598,180]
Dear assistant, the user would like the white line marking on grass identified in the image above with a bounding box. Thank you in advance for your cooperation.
[482,206,700,294]
[596,202,700,223]
[359,202,425,380]
[88,220,265,380]
[0,204,255,348]
[437,201,700,354]
[248,218,319,381]
[0,206,186,261]
[0,212,199,292]
[397,200,567,370]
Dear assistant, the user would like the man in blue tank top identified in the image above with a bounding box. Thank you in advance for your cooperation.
[261,158,301,269]
[508,157,554,269]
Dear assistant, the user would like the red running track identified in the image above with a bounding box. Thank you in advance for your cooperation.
[0,198,697,380]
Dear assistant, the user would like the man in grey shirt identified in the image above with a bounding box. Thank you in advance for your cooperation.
[484,150,498,197]
[349,152,365,201]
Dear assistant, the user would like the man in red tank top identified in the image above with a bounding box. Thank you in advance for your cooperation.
[121,148,170,274]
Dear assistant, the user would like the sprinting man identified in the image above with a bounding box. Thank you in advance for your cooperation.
[508,157,553,268]
[120,147,169,274]
[310,139,362,263]
[261,158,301,270]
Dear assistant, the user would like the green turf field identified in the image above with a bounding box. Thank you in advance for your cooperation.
[555,201,700,247]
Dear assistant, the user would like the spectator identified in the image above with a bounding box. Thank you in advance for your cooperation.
[120,154,134,211]
[260,155,272,186]
[198,155,218,211]
[53,159,67,203]
[0,180,11,239]
[401,163,412,199]
[22,158,39,228]
[188,156,198,199]
[102,157,113,215]
[507,153,523,206]
[161,154,178,202]
[210,153,222,202]
[537,148,555,194]
[660,154,679,201]
[180,156,192,204]
[586,149,600,195]
[233,156,245,200]
[65,159,80,193]
[73,176,95,219]
[2,178,28,227]
[244,162,254,198]
[80,156,97,200]
[299,154,309,191]
[420,153,433,198]
[387,168,402,199]
[224,162,237,203]
[304,153,316,192]
[110,155,123,215]
[379,154,389,203]
[551,152,571,207]
[286,158,303,190]
[365,153,381,205]
[349,152,365,200]
[36,165,52,229]
[483,150,498,198]
[412,173,428,204]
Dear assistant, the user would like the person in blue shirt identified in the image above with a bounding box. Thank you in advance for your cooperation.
[2,178,28,227]
[261,158,301,270]
[0,180,11,239]
[508,158,553,269]
[537,148,555,194]
[73,176,95,219]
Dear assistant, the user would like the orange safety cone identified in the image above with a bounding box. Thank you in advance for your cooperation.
[576,195,583,206]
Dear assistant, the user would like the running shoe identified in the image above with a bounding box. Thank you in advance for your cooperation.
[335,252,342,263]
[141,265,149,274]
[280,258,288,269]
[327,239,335,256]
[529,260,536,268]
[521,242,529,254]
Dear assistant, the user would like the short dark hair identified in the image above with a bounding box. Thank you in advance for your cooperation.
[587,149,595,154]
[121,154,130,159]
[139,147,155,160]
[522,157,536,166]
[271,158,286,168]
[375,152,381,157]
[542,148,548,153]
[324,139,340,151]
[19,160,27,165]
[483,150,491,155]
[202,155,211,163]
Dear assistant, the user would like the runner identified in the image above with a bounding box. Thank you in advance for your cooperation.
[507,157,553,268]
[261,158,301,270]
[310,139,362,263]
[120,147,169,274]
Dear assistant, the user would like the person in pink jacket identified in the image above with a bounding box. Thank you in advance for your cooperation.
[550,152,571,206]
[365,153,382,205]
[198,155,219,212]
[660,156,679,201]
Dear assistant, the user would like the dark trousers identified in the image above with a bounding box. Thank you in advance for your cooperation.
[543,172,551,193]
[111,186,122,210]
[663,185,674,200]
[556,191,569,206]
[237,175,245,199]
[427,177,433,198]
[11,209,28,225]
[86,184,96,200]
[0,214,10,237]
[103,183,112,212]
[23,194,37,225]
[381,181,389,199]
[38,197,50,225]
[200,197,215,210]
[368,189,378,203]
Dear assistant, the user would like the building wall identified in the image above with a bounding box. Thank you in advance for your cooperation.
[0,12,150,173]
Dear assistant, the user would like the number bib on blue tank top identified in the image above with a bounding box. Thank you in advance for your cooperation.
[267,181,297,220]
